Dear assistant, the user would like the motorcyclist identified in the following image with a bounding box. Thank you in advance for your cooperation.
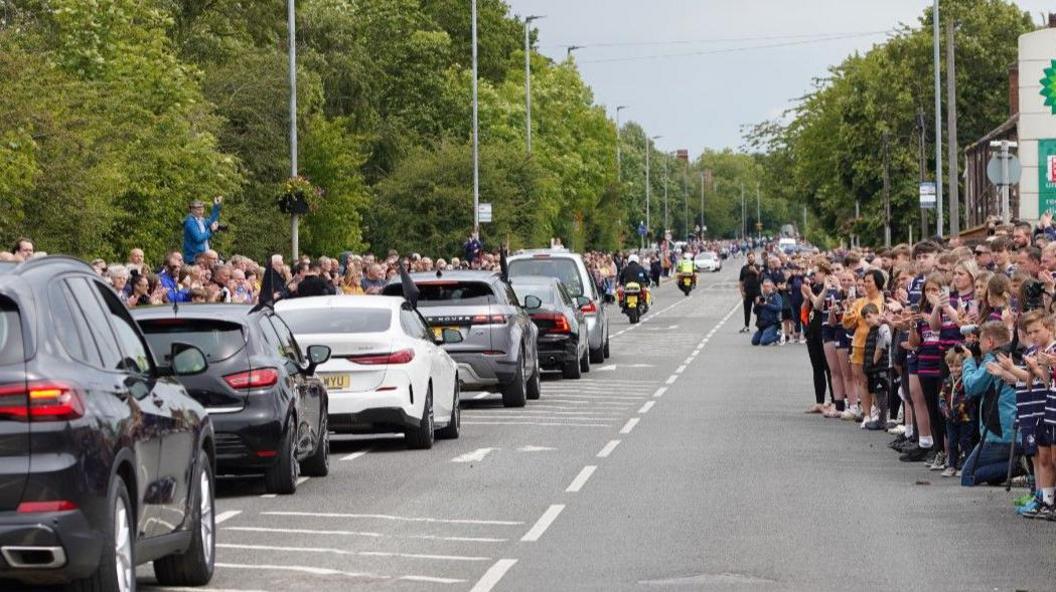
[619,254,648,286]
[676,250,696,279]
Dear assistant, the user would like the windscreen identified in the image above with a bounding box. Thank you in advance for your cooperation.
[139,319,245,362]
[508,259,584,296]
[512,284,556,305]
[391,282,496,307]
[280,308,391,334]
[0,300,24,365]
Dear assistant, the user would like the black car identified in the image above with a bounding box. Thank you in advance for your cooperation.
[510,276,590,379]
[132,304,331,495]
[0,256,216,591]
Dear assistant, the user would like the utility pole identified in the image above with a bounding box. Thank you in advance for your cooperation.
[646,135,660,240]
[566,45,582,58]
[699,172,706,238]
[682,160,688,240]
[471,0,480,236]
[740,183,746,239]
[883,131,891,247]
[932,0,944,236]
[663,155,669,234]
[616,105,628,182]
[287,0,299,260]
[917,108,928,240]
[524,15,543,155]
[755,185,762,240]
[946,17,960,236]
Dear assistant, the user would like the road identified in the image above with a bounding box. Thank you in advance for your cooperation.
[135,262,1055,592]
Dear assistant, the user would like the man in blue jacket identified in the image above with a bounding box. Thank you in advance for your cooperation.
[751,278,783,346]
[183,196,222,265]
[960,321,1019,486]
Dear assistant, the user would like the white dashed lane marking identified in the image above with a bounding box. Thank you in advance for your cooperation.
[521,504,565,542]
[620,418,640,434]
[469,559,519,592]
[596,440,621,458]
[565,466,597,493]
[638,401,655,414]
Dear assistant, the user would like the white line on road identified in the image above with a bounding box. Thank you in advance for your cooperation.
[674,365,687,374]
[225,526,507,543]
[469,559,518,592]
[463,421,611,427]
[296,476,310,486]
[214,510,241,525]
[596,439,621,458]
[565,465,597,493]
[150,588,269,592]
[620,417,640,434]
[652,387,667,398]
[214,563,464,584]
[638,401,656,414]
[683,357,695,365]
[521,504,565,542]
[340,450,370,462]
[451,447,498,463]
[693,349,702,355]
[665,375,679,385]
[262,511,524,526]
[259,494,276,499]
[217,543,492,562]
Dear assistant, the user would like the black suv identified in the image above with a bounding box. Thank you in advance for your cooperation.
[132,304,331,495]
[0,257,216,591]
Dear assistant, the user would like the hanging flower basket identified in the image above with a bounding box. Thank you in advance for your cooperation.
[278,176,324,214]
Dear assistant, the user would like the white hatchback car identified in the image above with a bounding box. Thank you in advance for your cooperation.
[275,295,460,449]
[694,251,722,272]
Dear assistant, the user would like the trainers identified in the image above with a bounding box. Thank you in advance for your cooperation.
[929,452,946,470]
[954,469,962,477]
[840,405,859,421]
[1014,492,1036,507]
[887,424,906,435]
[864,420,886,431]
[1024,502,1054,520]
[888,434,908,450]
[922,449,938,466]
[899,444,932,462]
[823,407,843,418]
[1018,494,1042,516]
[940,467,957,478]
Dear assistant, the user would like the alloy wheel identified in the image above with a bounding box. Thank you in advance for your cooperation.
[114,496,134,592]
[199,470,214,566]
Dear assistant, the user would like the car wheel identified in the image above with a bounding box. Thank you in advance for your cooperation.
[562,350,582,379]
[300,410,330,477]
[501,355,528,407]
[437,381,461,440]
[580,346,591,373]
[526,356,541,400]
[603,335,611,359]
[154,450,215,586]
[264,419,298,495]
[66,477,135,592]
[589,342,605,364]
[406,386,435,449]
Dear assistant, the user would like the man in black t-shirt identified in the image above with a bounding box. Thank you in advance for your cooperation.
[739,252,761,333]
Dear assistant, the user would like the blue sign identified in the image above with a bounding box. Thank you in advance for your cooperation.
[637,222,647,237]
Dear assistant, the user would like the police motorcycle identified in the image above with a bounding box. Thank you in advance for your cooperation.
[618,282,650,323]
[676,251,696,296]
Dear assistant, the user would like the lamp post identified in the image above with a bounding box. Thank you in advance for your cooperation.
[932,0,944,236]
[287,0,299,260]
[524,15,544,154]
[616,105,628,182]
[645,135,661,241]
[471,0,479,236]
[566,45,583,58]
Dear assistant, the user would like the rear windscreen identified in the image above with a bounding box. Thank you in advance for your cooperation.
[279,308,391,334]
[0,301,24,365]
[512,284,556,305]
[508,259,584,296]
[391,282,496,306]
[139,319,245,362]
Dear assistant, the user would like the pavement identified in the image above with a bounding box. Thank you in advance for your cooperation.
[132,261,1056,592]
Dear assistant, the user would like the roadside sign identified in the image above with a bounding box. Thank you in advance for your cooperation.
[919,182,936,209]
[986,154,1021,185]
[478,203,492,223]
[637,222,647,237]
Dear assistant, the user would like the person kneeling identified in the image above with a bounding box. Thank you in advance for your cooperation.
[959,321,1020,487]
[752,278,783,346]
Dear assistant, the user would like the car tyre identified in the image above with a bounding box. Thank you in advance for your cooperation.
[66,477,135,592]
[437,381,461,440]
[603,335,611,359]
[580,346,591,373]
[264,419,298,495]
[562,351,582,379]
[589,343,605,364]
[154,450,215,586]
[406,387,435,449]
[526,356,541,400]
[300,410,330,477]
[501,355,528,407]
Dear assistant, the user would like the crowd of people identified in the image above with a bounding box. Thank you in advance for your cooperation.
[742,217,1056,521]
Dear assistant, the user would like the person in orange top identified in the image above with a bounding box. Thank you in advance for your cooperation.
[843,269,886,424]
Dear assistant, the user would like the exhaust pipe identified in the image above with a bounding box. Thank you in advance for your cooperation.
[1,546,67,569]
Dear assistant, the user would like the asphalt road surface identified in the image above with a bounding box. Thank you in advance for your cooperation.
[133,262,1055,592]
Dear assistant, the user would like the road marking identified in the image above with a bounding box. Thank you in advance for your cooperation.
[259,494,277,499]
[665,375,679,385]
[452,447,498,463]
[463,421,611,427]
[517,445,557,452]
[225,526,507,543]
[693,348,702,355]
[620,417,640,434]
[683,356,695,365]
[214,563,464,584]
[262,512,524,526]
[468,409,624,416]
[521,504,564,542]
[469,559,518,592]
[340,450,370,462]
[597,439,621,458]
[218,543,491,562]
[652,387,667,398]
[638,401,656,414]
[668,324,679,329]
[151,588,269,592]
[215,510,241,525]
[674,365,687,374]
[296,476,310,486]
[464,415,618,422]
[565,465,597,493]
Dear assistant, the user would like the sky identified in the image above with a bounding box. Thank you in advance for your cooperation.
[504,0,1054,156]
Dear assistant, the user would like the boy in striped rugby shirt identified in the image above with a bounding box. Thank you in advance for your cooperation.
[1014,311,1056,519]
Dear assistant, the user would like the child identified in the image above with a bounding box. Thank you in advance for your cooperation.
[1011,311,1056,519]
[940,349,974,477]
[862,303,891,430]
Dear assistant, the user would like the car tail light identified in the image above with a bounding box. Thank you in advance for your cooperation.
[347,349,415,365]
[0,381,84,422]
[224,368,280,390]
[17,500,78,513]
[531,313,572,334]
[471,314,508,325]
[579,300,598,314]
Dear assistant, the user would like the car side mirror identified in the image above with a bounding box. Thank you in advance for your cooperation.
[170,343,208,376]
[523,295,542,310]
[304,344,331,375]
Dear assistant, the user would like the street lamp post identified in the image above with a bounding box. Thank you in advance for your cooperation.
[566,45,583,58]
[616,105,628,182]
[932,0,944,236]
[471,0,480,236]
[663,155,669,234]
[646,135,661,242]
[287,0,299,260]
[524,15,543,155]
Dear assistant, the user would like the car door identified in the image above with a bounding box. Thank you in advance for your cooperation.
[401,307,447,418]
[267,314,317,457]
[416,308,457,417]
[503,282,538,370]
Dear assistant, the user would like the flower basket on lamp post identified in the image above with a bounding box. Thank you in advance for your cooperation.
[278,176,323,215]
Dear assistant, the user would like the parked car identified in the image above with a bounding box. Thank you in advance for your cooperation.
[0,256,216,590]
[694,251,722,272]
[507,249,610,364]
[132,304,331,495]
[510,276,590,380]
[275,295,461,449]
[383,271,539,407]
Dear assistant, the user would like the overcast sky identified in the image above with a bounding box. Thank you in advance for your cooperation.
[504,0,1053,156]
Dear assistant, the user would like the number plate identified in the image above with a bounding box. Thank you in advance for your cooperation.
[432,326,458,339]
[321,373,351,391]
[626,295,638,307]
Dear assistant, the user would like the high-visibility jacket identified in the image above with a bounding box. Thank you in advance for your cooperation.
[677,258,695,274]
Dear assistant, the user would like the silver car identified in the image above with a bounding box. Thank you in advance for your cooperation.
[383,271,540,407]
[507,249,610,363]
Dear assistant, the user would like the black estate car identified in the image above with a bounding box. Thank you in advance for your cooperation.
[132,304,332,495]
[0,256,216,591]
